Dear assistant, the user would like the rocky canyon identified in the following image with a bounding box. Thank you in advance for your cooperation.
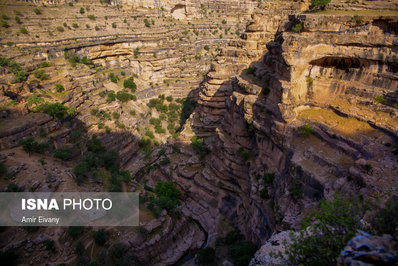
[0,0,397,265]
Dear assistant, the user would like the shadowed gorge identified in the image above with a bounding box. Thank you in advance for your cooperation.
[0,0,398,265]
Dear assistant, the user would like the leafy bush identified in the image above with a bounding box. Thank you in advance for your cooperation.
[1,20,9,28]
[15,16,21,24]
[41,61,50,68]
[191,136,210,159]
[53,146,74,160]
[54,83,64,92]
[33,69,49,80]
[228,241,256,266]
[299,124,314,136]
[79,7,85,14]
[116,90,133,102]
[106,91,116,102]
[292,23,302,33]
[371,197,398,236]
[195,247,216,265]
[109,73,119,83]
[64,50,80,66]
[123,77,136,92]
[285,194,367,265]
[373,95,386,104]
[36,102,69,119]
[263,173,275,184]
[34,8,42,15]
[246,67,255,75]
[68,226,83,239]
[93,229,108,246]
[311,0,331,9]
[19,137,48,154]
[222,19,227,24]
[155,181,181,200]
[20,27,28,34]
[88,14,96,20]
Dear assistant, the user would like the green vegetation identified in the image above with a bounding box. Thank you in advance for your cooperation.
[246,67,255,75]
[222,19,227,24]
[64,50,80,67]
[109,243,127,259]
[68,226,83,239]
[15,16,22,24]
[310,0,331,9]
[299,124,314,136]
[285,194,367,265]
[195,247,216,265]
[53,146,75,160]
[237,147,249,160]
[0,57,28,83]
[34,8,42,15]
[19,137,48,155]
[88,14,96,20]
[57,26,65,32]
[191,136,210,159]
[41,61,50,68]
[93,229,108,246]
[55,83,64,92]
[147,181,181,217]
[216,230,256,266]
[109,73,119,83]
[373,95,386,104]
[263,172,275,184]
[116,90,134,102]
[33,69,48,80]
[20,27,28,34]
[371,197,398,236]
[112,22,116,28]
[106,90,116,102]
[35,102,71,119]
[45,239,56,253]
[123,77,136,92]
[292,23,302,33]
[1,20,9,28]
[144,18,150,27]
[80,7,85,14]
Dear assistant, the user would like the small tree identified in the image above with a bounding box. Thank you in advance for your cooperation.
[311,0,331,10]
[93,229,108,246]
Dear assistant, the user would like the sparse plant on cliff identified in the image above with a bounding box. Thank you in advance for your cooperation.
[112,22,116,28]
[310,0,331,10]
[1,20,9,28]
[292,23,302,33]
[79,7,85,14]
[191,136,210,159]
[373,95,386,104]
[237,147,249,160]
[299,124,314,136]
[19,137,49,155]
[88,14,96,20]
[222,19,227,24]
[15,16,22,24]
[143,18,150,27]
[41,61,50,68]
[123,77,136,92]
[285,194,368,265]
[34,8,42,15]
[20,27,28,34]
[109,73,119,83]
[33,69,49,80]
[64,50,80,66]
[371,196,398,237]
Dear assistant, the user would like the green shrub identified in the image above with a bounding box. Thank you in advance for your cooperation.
[106,91,116,102]
[195,247,215,265]
[13,70,28,83]
[64,50,80,66]
[33,69,49,80]
[373,95,385,104]
[285,194,367,265]
[228,241,256,266]
[34,8,41,15]
[112,22,116,28]
[69,130,82,143]
[123,77,136,92]
[299,124,314,136]
[20,27,28,34]
[155,181,181,200]
[72,23,78,28]
[311,0,331,9]
[19,137,48,154]
[15,16,22,24]
[36,102,68,119]
[1,20,9,28]
[41,61,50,68]
[109,73,119,83]
[237,147,249,160]
[45,239,56,253]
[145,130,154,139]
[5,183,24,192]
[371,197,398,236]
[191,136,209,159]
[159,157,170,165]
[88,14,96,20]
[79,7,85,14]
[263,172,275,184]
[1,14,9,20]
[68,226,83,239]
[93,229,108,246]
[292,23,302,33]
[53,146,74,160]
[112,112,120,120]
[55,83,64,92]
[222,19,227,24]
[116,90,133,102]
